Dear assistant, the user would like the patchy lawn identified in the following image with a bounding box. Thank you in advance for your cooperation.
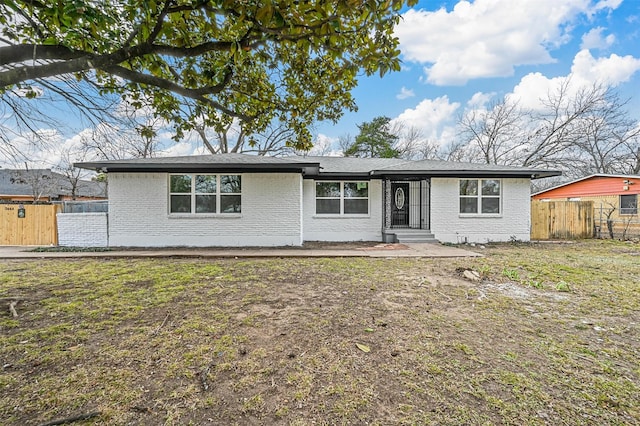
[0,240,639,425]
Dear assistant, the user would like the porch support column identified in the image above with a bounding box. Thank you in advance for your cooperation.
[384,178,391,229]
[419,180,423,230]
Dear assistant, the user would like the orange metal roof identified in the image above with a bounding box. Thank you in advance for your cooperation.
[532,175,640,199]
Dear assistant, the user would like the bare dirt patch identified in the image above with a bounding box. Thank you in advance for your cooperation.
[1,241,639,425]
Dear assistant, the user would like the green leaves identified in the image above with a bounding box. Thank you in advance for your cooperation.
[255,4,274,25]
[1,0,411,151]
[345,116,401,158]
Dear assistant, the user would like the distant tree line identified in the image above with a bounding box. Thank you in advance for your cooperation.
[341,81,640,186]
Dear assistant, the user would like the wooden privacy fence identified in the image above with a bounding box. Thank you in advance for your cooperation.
[0,204,61,245]
[531,200,594,240]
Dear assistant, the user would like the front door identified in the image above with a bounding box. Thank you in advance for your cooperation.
[391,182,409,228]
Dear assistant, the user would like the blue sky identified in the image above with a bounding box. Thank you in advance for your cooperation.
[311,0,640,153]
[2,0,640,167]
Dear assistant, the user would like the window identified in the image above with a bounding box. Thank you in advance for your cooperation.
[169,174,241,214]
[620,194,637,215]
[316,181,368,215]
[459,179,501,214]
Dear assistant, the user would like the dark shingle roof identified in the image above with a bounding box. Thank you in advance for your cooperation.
[76,153,319,173]
[292,156,559,179]
[372,158,559,178]
[76,154,561,180]
[290,156,406,175]
[0,169,106,198]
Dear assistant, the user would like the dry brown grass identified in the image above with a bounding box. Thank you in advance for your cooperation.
[0,240,639,425]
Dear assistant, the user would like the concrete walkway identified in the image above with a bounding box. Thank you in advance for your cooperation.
[0,243,482,259]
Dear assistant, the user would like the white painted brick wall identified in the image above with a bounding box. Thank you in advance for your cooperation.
[302,179,383,241]
[57,213,108,247]
[430,178,531,243]
[108,172,302,247]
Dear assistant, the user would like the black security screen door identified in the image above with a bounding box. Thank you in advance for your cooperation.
[391,182,410,227]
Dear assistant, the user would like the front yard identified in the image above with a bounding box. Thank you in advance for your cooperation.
[1,240,639,425]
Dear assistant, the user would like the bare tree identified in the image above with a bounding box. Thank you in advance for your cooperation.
[393,123,443,160]
[602,202,616,239]
[249,124,298,156]
[193,119,300,156]
[9,165,60,202]
[520,80,578,168]
[621,146,640,175]
[54,145,102,200]
[81,122,162,161]
[193,122,234,155]
[337,134,354,154]
[417,140,445,160]
[1,88,61,164]
[396,124,424,159]
[441,138,473,162]
[453,81,640,179]
[1,75,160,168]
[569,94,640,176]
[457,97,526,165]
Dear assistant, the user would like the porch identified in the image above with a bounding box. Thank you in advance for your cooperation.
[382,179,438,243]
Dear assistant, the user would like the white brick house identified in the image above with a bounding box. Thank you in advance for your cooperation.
[75,154,559,246]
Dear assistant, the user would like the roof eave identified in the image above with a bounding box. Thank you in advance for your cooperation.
[304,172,374,180]
[370,170,562,179]
[75,162,319,174]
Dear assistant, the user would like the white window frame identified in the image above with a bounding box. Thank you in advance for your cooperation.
[620,194,638,215]
[168,174,241,215]
[459,179,501,216]
[315,181,369,216]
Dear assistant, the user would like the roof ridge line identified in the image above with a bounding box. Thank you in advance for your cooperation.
[371,158,416,171]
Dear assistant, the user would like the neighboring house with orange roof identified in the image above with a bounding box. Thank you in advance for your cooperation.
[532,174,640,238]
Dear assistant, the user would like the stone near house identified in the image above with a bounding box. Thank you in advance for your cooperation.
[463,270,481,282]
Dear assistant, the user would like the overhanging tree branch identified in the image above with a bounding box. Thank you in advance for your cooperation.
[0,41,239,87]
[0,0,413,153]
[102,65,250,120]
[0,44,87,65]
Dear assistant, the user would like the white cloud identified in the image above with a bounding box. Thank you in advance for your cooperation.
[308,134,342,156]
[571,49,640,85]
[395,0,623,85]
[508,72,558,110]
[467,91,496,108]
[580,27,615,49]
[396,86,416,100]
[594,0,623,12]
[1,118,201,170]
[158,141,199,157]
[392,96,460,143]
[0,127,96,169]
[626,14,639,24]
[508,49,640,110]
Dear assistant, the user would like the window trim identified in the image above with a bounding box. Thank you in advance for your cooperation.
[168,174,241,215]
[459,178,502,216]
[314,180,370,216]
[620,194,638,215]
